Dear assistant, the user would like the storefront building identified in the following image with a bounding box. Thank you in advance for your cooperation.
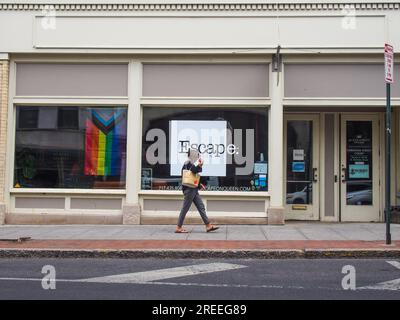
[0,1,399,225]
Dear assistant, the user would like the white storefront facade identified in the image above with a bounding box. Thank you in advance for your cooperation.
[0,0,399,225]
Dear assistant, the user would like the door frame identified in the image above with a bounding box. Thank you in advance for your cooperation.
[284,113,320,220]
[339,113,381,222]
[320,113,340,222]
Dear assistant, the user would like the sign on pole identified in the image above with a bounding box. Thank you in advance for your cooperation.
[385,43,394,83]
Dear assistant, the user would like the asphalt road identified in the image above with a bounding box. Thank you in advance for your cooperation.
[0,258,399,300]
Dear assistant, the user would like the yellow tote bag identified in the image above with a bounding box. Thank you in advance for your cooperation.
[182,169,200,188]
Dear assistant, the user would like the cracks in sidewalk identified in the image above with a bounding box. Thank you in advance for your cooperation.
[259,225,269,240]
[292,226,310,240]
[327,226,348,240]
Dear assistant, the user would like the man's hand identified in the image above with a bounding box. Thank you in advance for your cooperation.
[198,158,203,167]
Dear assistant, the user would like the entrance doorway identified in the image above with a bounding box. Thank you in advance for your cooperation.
[340,114,380,222]
[284,113,381,222]
[284,114,320,220]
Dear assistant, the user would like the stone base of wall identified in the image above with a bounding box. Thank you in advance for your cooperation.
[122,203,141,225]
[140,216,268,225]
[5,213,122,224]
[0,203,5,225]
[267,207,285,225]
[4,212,271,225]
[391,210,400,224]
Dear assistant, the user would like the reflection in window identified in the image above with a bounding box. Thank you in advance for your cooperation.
[19,108,39,129]
[346,121,373,205]
[286,120,313,205]
[14,106,127,189]
[58,107,79,129]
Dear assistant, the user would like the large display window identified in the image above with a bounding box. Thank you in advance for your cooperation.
[14,106,127,189]
[141,107,268,191]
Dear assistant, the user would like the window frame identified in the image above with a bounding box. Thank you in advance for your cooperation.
[9,59,131,196]
[12,103,129,192]
[139,103,271,196]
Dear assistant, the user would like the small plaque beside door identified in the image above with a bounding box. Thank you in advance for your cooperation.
[292,204,307,210]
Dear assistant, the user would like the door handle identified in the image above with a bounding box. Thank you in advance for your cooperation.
[341,167,347,183]
[312,168,318,182]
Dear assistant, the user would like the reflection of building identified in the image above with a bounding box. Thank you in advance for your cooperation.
[15,107,84,188]
[0,1,400,225]
[15,107,127,189]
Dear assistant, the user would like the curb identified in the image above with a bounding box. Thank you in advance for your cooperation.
[1,248,400,259]
[304,248,400,259]
[0,249,305,259]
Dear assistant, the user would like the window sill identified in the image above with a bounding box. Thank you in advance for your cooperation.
[10,188,126,195]
[139,190,270,197]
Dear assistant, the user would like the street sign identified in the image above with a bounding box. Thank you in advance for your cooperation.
[385,43,394,83]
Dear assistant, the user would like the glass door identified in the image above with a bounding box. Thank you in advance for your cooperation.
[284,114,320,220]
[340,114,380,222]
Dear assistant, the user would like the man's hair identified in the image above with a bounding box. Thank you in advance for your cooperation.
[187,148,200,162]
[188,148,199,156]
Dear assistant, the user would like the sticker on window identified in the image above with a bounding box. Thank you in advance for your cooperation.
[292,162,305,173]
[349,164,369,179]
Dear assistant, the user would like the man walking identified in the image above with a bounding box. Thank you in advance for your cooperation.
[175,149,219,233]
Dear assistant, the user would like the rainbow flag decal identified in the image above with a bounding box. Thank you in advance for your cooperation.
[84,108,127,176]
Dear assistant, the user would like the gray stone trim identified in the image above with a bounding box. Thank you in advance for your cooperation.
[267,206,285,225]
[0,203,5,225]
[0,3,399,12]
[122,203,141,225]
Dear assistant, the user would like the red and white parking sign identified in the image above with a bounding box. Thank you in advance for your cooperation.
[385,43,394,83]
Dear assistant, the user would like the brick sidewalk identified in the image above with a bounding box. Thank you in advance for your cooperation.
[0,239,399,250]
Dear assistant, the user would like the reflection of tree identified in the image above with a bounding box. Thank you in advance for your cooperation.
[16,150,37,180]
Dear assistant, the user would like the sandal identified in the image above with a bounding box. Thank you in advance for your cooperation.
[206,226,220,233]
[174,228,189,233]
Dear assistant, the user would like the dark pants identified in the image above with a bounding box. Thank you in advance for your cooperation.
[178,188,210,227]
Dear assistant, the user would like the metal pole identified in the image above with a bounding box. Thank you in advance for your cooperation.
[385,82,392,245]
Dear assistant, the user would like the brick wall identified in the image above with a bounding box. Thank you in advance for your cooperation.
[0,59,9,223]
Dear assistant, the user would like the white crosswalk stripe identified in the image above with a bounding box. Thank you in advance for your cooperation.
[78,263,247,284]
[386,260,400,270]
[358,260,400,291]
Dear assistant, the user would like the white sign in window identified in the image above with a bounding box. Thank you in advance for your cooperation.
[293,149,305,161]
[169,120,227,177]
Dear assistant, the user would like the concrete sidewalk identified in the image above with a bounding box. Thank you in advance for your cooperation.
[1,222,399,241]
[0,222,399,259]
